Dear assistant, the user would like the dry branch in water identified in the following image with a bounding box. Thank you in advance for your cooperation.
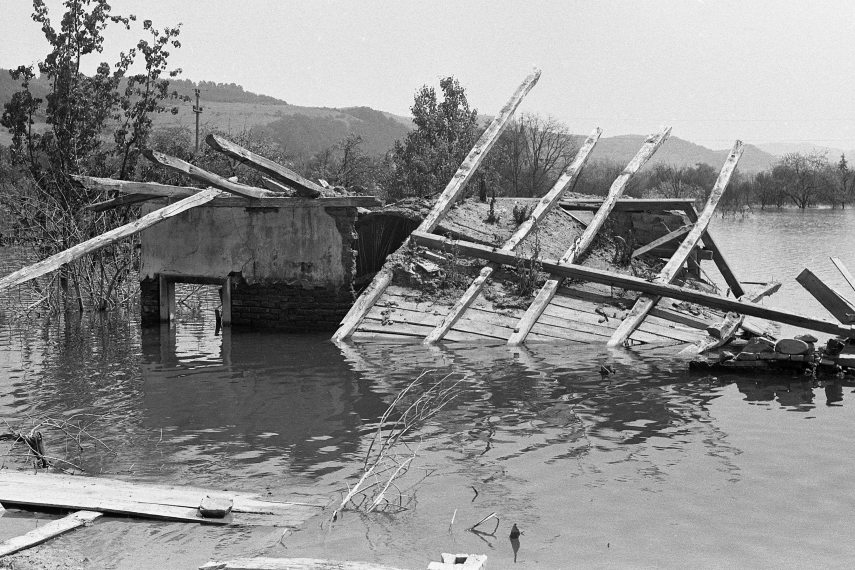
[330,371,461,523]
[0,413,112,472]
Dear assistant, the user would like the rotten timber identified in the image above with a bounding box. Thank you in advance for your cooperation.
[797,268,855,323]
[143,150,278,199]
[507,126,672,345]
[332,67,542,341]
[0,189,222,293]
[0,510,103,556]
[423,127,602,343]
[206,134,325,198]
[410,231,855,339]
[607,140,744,347]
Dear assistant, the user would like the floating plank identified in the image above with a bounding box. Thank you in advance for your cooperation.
[631,225,691,258]
[144,150,277,199]
[831,257,855,293]
[0,471,322,527]
[796,268,855,323]
[507,126,672,345]
[607,141,743,347]
[200,558,406,570]
[424,127,602,343]
[410,231,855,338]
[0,510,102,556]
[0,189,221,292]
[332,68,542,341]
[207,134,324,198]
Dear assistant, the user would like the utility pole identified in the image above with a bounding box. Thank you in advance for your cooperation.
[193,88,203,152]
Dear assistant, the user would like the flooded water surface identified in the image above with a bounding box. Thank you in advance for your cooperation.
[0,209,854,569]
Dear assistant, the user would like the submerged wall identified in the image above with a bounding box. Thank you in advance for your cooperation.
[139,200,362,331]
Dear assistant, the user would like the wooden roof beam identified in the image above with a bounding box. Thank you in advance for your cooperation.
[143,150,278,199]
[507,126,672,345]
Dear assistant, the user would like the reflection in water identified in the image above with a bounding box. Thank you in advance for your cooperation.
[0,209,855,567]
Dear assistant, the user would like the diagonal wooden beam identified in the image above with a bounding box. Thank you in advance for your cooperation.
[506,126,672,345]
[0,189,222,292]
[143,150,278,199]
[607,140,744,347]
[84,193,159,212]
[424,127,602,343]
[332,68,542,342]
[410,230,855,339]
[631,225,691,258]
[71,175,199,198]
[0,510,103,556]
[681,205,744,298]
[831,256,855,294]
[206,134,323,198]
[797,268,855,323]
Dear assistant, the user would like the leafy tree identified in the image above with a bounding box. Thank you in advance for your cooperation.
[772,151,830,209]
[384,76,478,198]
[0,0,184,311]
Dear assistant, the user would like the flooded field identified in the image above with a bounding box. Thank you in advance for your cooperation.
[0,208,854,569]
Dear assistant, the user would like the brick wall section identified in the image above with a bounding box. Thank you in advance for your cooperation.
[140,206,360,331]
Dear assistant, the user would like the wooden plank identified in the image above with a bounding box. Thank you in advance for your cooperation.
[0,510,102,556]
[0,189,221,293]
[85,193,159,212]
[681,205,744,298]
[607,140,743,347]
[507,126,672,345]
[560,198,696,211]
[796,268,855,323]
[200,558,406,570]
[424,127,602,343]
[71,174,199,197]
[631,225,691,258]
[332,68,541,341]
[410,231,855,338]
[207,134,324,198]
[831,256,855,293]
[144,150,277,199]
[207,196,382,208]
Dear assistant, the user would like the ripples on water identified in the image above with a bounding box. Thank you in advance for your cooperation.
[0,209,853,568]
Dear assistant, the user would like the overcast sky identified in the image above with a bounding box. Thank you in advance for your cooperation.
[2,1,854,151]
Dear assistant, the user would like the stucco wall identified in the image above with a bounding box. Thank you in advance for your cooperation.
[140,202,353,286]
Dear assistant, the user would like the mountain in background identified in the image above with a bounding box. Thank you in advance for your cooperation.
[754,142,854,162]
[0,69,826,172]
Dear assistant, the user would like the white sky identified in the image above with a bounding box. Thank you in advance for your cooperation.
[1,0,854,150]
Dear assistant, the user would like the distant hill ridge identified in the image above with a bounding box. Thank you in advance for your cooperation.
[0,68,782,170]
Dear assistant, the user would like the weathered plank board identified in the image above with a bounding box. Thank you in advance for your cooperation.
[607,140,744,347]
[411,231,855,338]
[199,558,406,570]
[144,150,277,199]
[831,256,855,293]
[0,510,102,556]
[631,225,691,258]
[0,189,222,293]
[0,471,323,527]
[72,174,200,197]
[424,127,601,343]
[507,126,672,345]
[207,134,324,198]
[560,198,695,211]
[333,68,541,341]
[797,268,855,323]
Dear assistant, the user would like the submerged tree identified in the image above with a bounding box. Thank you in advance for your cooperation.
[0,0,185,312]
[384,76,478,199]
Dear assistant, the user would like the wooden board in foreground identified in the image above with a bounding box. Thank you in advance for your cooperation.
[0,471,324,527]
[0,510,102,556]
[200,558,406,570]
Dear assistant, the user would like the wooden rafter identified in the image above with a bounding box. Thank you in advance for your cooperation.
[681,205,744,298]
[560,198,696,211]
[631,225,691,258]
[143,150,278,199]
[206,134,324,198]
[410,230,855,339]
[423,127,602,343]
[797,268,855,323]
[0,189,222,292]
[831,256,855,294]
[506,126,672,345]
[72,175,199,197]
[331,67,542,342]
[606,140,744,347]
